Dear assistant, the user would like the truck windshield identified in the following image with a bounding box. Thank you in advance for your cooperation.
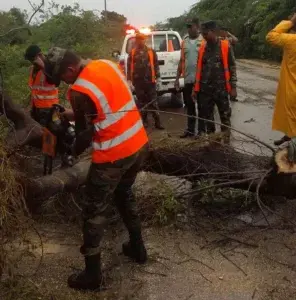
[126,33,180,53]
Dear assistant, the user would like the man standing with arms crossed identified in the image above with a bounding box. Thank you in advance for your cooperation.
[45,47,148,291]
[175,18,215,138]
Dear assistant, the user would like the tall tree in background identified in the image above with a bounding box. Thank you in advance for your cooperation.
[163,0,296,60]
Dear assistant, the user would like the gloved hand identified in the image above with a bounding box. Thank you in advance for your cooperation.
[287,137,296,163]
[156,78,162,91]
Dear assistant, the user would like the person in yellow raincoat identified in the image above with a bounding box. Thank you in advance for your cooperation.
[266,14,296,158]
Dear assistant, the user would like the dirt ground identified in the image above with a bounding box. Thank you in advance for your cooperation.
[11,201,296,300]
[3,60,296,300]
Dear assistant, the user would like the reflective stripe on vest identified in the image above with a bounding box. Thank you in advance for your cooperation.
[70,60,148,163]
[93,119,143,151]
[29,69,59,108]
[194,40,232,93]
[74,78,136,130]
[130,48,156,83]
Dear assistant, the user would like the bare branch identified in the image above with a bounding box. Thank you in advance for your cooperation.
[27,0,45,25]
[0,27,32,39]
[0,0,45,39]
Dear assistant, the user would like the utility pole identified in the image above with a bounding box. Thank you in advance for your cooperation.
[104,0,107,12]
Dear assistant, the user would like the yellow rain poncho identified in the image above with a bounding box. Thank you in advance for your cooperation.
[266,21,296,137]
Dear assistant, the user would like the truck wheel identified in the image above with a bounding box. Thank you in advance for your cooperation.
[170,92,183,108]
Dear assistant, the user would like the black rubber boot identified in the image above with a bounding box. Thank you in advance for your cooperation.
[180,131,194,138]
[68,253,104,291]
[122,233,147,264]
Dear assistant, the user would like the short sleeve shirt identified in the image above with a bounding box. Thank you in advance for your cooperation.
[183,34,203,84]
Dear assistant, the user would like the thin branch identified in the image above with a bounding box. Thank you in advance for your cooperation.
[256,169,272,227]
[145,109,276,153]
[198,269,212,284]
[216,233,259,248]
[0,27,32,39]
[87,108,275,153]
[219,249,248,276]
[176,242,215,271]
[183,177,261,198]
[27,0,45,25]
[139,269,167,277]
[0,0,44,39]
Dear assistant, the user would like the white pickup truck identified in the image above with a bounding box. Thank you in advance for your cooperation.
[113,29,184,106]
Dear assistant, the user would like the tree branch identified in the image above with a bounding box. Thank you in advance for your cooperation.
[0,0,45,39]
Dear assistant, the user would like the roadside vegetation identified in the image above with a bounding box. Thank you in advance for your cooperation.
[0,2,125,105]
[159,0,296,61]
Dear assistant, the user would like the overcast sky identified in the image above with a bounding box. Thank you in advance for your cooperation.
[0,0,197,26]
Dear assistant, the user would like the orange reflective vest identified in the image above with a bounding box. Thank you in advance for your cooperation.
[194,40,232,93]
[130,48,156,83]
[29,68,59,108]
[70,60,148,164]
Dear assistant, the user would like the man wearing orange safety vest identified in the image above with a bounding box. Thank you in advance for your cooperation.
[127,33,164,130]
[192,21,237,141]
[175,18,215,138]
[44,47,149,291]
[25,45,59,126]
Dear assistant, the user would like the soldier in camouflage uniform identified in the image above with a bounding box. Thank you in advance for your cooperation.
[175,18,215,138]
[193,21,237,140]
[127,33,164,130]
[44,48,148,291]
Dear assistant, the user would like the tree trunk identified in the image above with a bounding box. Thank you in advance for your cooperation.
[0,92,42,149]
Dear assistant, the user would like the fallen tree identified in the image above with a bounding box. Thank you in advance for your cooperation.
[1,91,295,204]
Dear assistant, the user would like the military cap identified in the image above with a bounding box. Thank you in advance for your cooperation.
[24,44,41,61]
[45,47,67,78]
[201,21,219,31]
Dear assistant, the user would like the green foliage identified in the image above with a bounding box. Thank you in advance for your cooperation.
[195,179,255,213]
[162,0,296,60]
[0,3,125,105]
[155,183,180,225]
[134,174,182,226]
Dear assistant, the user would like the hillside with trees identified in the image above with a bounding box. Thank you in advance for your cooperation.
[0,1,126,104]
[162,0,296,60]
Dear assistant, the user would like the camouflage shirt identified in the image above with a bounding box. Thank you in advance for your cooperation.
[127,46,160,85]
[200,39,237,92]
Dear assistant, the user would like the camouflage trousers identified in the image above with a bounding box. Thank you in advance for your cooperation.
[183,83,215,134]
[134,83,161,127]
[80,145,148,257]
[198,89,231,135]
